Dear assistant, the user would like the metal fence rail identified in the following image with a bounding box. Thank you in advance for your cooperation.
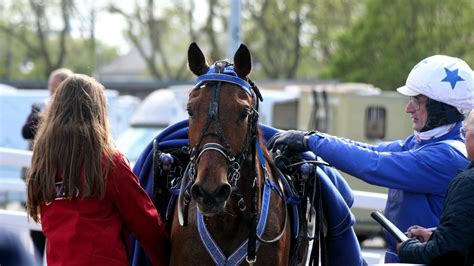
[0,209,41,231]
[0,147,32,167]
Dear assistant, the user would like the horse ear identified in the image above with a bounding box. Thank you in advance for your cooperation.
[233,44,252,78]
[188,42,209,76]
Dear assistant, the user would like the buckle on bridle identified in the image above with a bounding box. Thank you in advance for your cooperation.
[246,255,257,264]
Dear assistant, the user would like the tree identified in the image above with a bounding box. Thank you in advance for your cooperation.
[0,0,73,77]
[107,0,360,81]
[244,0,360,80]
[304,0,362,64]
[245,0,305,79]
[324,0,474,90]
[108,0,229,81]
[0,0,119,80]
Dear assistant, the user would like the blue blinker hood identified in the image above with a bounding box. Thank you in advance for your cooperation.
[193,63,253,97]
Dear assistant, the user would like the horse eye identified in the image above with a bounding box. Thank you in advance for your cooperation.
[239,110,249,120]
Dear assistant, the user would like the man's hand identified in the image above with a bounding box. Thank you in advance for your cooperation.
[267,130,310,154]
[406,225,432,243]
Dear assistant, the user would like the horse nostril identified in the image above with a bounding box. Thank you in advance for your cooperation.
[215,184,232,203]
[191,184,203,200]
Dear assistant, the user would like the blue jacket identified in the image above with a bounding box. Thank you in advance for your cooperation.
[306,122,468,263]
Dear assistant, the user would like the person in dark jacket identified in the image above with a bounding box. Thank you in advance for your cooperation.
[397,109,474,266]
[267,55,473,262]
[21,68,73,139]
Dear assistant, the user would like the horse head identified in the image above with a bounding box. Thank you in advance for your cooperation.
[186,42,259,216]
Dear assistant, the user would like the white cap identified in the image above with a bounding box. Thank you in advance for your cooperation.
[397,55,474,111]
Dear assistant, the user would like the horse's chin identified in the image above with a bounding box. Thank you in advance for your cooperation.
[197,202,227,217]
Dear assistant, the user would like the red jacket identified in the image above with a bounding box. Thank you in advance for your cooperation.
[40,153,168,266]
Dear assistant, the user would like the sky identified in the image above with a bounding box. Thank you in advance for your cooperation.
[94,12,130,54]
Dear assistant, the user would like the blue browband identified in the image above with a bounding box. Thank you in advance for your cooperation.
[193,64,253,96]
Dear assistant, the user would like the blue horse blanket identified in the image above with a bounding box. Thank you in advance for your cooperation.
[130,119,365,266]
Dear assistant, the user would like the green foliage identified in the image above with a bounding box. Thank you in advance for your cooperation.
[244,0,311,79]
[63,39,119,77]
[0,30,44,80]
[324,0,474,90]
[0,29,119,80]
[244,0,361,80]
[0,0,120,81]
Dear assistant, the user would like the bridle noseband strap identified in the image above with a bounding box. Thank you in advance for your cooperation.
[197,143,235,163]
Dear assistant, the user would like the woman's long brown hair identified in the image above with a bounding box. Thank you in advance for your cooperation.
[27,74,116,222]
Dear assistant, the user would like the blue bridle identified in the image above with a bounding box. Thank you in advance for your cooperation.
[193,64,253,96]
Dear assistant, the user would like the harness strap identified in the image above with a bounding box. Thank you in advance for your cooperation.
[247,137,259,263]
[265,179,283,198]
[256,140,267,170]
[177,163,194,226]
[277,169,301,238]
[197,181,273,265]
[247,176,258,263]
[257,180,289,244]
[309,167,327,266]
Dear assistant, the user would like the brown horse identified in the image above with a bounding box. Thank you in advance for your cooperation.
[170,43,292,265]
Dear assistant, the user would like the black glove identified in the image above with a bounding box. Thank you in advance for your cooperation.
[267,130,310,154]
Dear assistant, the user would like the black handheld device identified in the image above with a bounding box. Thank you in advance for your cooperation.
[371,210,408,242]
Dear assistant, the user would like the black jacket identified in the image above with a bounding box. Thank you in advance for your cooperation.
[21,101,46,140]
[399,161,474,266]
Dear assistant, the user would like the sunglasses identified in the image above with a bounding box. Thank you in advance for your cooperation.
[409,96,427,110]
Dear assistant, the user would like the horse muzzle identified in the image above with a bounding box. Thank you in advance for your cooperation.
[191,181,232,216]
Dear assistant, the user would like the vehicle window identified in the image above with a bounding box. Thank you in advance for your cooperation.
[365,106,386,140]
